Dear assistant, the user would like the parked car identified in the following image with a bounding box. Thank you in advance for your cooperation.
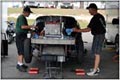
[23,15,85,64]
[60,3,73,9]
[105,18,119,52]
[105,1,119,53]
[47,2,56,8]
[39,2,48,8]
[24,1,40,8]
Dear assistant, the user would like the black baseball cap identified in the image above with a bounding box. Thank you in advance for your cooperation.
[23,6,33,13]
[86,3,98,10]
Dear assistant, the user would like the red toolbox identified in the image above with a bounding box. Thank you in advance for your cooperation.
[28,68,39,74]
[75,69,85,76]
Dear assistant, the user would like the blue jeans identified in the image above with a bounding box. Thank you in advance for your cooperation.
[91,34,105,55]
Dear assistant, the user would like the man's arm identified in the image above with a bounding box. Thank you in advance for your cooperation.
[21,25,38,30]
[73,27,91,33]
[21,25,32,29]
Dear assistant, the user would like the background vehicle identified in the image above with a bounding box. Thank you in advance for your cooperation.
[105,18,119,43]
[24,15,85,64]
[24,1,40,8]
[6,21,15,44]
[60,2,73,9]
[47,2,56,8]
[38,2,48,8]
[105,1,119,52]
[24,1,56,8]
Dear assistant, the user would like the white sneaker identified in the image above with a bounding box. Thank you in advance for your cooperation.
[90,68,100,72]
[87,69,99,76]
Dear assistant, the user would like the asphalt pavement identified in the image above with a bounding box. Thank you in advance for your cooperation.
[1,33,119,79]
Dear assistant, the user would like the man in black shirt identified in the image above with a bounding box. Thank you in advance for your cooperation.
[73,3,106,76]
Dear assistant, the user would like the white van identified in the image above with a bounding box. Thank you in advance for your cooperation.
[105,18,119,44]
[105,1,119,52]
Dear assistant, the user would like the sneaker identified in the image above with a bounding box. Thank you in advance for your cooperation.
[87,69,99,76]
[90,68,100,72]
[16,64,27,72]
[22,64,28,69]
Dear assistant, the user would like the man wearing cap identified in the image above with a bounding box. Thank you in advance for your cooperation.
[73,3,106,76]
[15,6,33,72]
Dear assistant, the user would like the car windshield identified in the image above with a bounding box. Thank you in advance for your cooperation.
[63,3,70,5]
[29,1,35,3]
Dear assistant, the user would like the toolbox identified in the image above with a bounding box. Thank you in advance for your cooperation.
[75,69,85,76]
[28,68,39,74]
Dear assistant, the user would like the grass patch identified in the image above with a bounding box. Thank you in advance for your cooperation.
[8,17,88,28]
[8,8,105,16]
[8,8,89,15]
[8,17,17,23]
[78,20,88,28]
[8,8,23,15]
[8,8,105,28]
[8,17,34,25]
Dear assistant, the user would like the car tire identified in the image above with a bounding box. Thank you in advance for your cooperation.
[24,38,32,63]
[105,39,112,45]
[76,39,84,64]
[77,46,84,64]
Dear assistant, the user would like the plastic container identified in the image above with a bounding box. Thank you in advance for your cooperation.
[65,28,73,36]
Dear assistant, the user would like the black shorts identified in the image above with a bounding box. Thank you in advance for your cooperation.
[16,33,27,55]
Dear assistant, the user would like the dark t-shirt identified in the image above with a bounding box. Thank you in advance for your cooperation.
[16,14,28,33]
[88,13,106,35]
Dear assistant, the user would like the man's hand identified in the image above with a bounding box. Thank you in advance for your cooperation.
[34,26,38,29]
[73,27,91,33]
[40,30,45,36]
[72,28,80,32]
[22,25,38,30]
[30,26,38,30]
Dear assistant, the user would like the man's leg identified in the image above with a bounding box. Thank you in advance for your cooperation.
[16,34,28,72]
[17,54,23,65]
[94,54,100,70]
[16,54,28,72]
[87,54,100,76]
[87,35,103,76]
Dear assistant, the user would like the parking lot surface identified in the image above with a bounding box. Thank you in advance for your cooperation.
[1,33,119,79]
